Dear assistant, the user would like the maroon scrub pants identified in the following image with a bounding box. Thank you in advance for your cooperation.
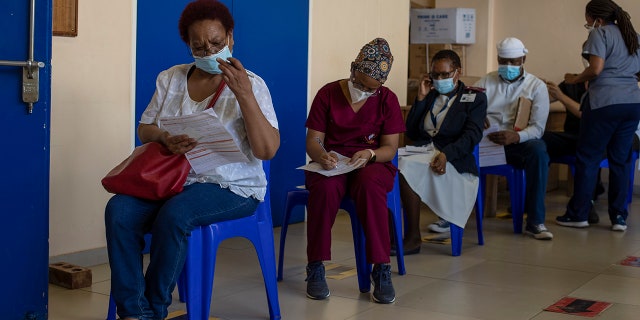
[305,162,396,264]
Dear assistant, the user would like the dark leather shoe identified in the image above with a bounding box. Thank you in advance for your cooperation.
[390,245,420,256]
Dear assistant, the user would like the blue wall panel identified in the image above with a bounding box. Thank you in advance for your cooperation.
[0,0,51,318]
[231,1,308,226]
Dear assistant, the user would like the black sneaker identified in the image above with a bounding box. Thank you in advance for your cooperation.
[556,214,589,228]
[371,264,395,304]
[305,262,330,300]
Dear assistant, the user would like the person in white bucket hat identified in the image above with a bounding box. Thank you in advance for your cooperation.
[474,37,553,240]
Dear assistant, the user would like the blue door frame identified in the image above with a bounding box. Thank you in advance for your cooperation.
[0,0,51,319]
[136,0,309,226]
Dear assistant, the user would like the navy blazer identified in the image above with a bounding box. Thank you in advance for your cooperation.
[405,81,487,175]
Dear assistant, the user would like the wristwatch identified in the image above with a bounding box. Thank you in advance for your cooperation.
[367,149,376,163]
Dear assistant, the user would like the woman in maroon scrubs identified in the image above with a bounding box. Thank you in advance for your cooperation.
[303,38,405,304]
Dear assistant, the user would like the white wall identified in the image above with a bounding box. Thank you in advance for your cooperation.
[309,0,410,107]
[50,0,135,257]
[441,0,640,82]
[436,0,492,77]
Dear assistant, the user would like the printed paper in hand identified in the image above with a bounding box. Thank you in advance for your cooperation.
[479,124,507,167]
[297,151,367,177]
[159,109,249,174]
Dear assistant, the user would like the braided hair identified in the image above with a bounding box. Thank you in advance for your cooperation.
[586,0,639,55]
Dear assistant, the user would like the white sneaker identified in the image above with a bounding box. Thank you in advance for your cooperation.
[428,219,450,233]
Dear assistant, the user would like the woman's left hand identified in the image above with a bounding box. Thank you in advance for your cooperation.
[217,57,253,98]
[430,152,447,175]
[349,149,373,168]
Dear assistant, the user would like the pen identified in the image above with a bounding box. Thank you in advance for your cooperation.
[316,137,337,169]
[316,137,328,154]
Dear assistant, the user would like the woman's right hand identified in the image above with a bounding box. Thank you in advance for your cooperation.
[319,152,339,170]
[161,131,197,155]
[417,74,433,101]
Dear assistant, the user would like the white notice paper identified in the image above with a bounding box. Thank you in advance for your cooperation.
[297,151,367,177]
[479,125,507,167]
[159,109,249,174]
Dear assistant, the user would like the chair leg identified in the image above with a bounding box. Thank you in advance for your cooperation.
[478,174,486,219]
[277,190,308,281]
[389,208,406,275]
[475,180,484,246]
[255,221,282,320]
[450,225,463,256]
[186,226,216,320]
[106,294,116,320]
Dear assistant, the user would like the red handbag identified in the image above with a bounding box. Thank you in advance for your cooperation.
[101,142,191,200]
[101,80,227,200]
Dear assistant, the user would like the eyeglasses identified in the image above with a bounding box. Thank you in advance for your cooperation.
[428,69,457,80]
[190,38,227,57]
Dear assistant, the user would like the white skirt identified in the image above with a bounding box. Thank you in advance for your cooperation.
[398,150,479,228]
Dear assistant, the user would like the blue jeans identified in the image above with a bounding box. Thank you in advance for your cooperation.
[566,103,640,223]
[504,139,549,226]
[105,183,259,320]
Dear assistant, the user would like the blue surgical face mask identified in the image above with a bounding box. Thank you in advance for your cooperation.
[498,64,522,81]
[432,70,457,94]
[193,44,233,74]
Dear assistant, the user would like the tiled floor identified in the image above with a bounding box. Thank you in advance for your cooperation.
[49,187,640,320]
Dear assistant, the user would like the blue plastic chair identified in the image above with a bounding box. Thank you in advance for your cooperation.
[277,156,406,293]
[449,145,484,256]
[478,163,526,234]
[550,151,638,205]
[107,161,280,320]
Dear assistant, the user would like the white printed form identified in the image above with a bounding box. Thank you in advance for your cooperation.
[159,109,249,174]
[479,124,507,167]
[297,151,367,177]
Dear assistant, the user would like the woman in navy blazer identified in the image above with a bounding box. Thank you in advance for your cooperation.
[398,50,487,254]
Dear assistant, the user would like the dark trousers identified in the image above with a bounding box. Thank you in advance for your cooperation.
[505,139,549,226]
[566,103,640,223]
[543,131,579,158]
[542,131,604,198]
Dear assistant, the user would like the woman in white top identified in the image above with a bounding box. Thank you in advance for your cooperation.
[104,1,279,319]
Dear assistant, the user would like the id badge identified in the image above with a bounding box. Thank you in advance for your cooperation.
[460,93,476,102]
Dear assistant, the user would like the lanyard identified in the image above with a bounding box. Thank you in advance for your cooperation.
[429,95,452,130]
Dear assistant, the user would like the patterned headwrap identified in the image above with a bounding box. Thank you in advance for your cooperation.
[351,38,394,84]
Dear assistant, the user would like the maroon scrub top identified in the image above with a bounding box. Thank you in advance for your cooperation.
[306,80,406,158]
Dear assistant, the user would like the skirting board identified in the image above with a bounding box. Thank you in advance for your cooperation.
[49,246,108,268]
